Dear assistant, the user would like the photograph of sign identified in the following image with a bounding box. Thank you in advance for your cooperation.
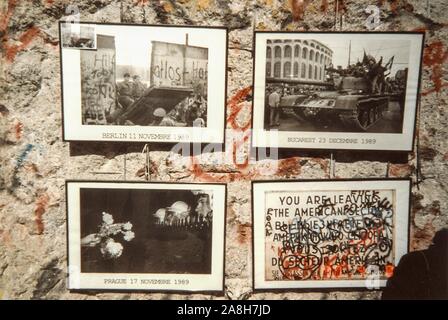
[66,181,226,292]
[252,179,410,289]
[59,22,227,143]
[252,32,424,151]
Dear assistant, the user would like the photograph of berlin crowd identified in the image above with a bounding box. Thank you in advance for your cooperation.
[78,30,208,128]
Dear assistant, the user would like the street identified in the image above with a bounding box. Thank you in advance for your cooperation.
[272,101,404,133]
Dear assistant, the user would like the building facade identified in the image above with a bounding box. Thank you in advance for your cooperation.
[266,39,333,83]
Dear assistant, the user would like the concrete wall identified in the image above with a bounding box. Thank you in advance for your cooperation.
[0,0,447,300]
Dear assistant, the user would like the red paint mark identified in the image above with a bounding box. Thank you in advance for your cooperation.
[290,0,310,21]
[226,87,252,130]
[320,0,328,12]
[0,0,17,33]
[237,223,251,244]
[357,265,366,277]
[276,158,301,176]
[388,163,414,177]
[334,0,347,14]
[385,264,395,278]
[13,120,23,140]
[188,87,255,182]
[378,0,413,15]
[34,193,49,235]
[422,41,448,96]
[0,1,51,63]
[4,26,41,62]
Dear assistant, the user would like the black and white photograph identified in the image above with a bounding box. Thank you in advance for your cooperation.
[66,181,226,292]
[252,32,424,151]
[61,23,96,49]
[252,178,411,290]
[59,22,227,143]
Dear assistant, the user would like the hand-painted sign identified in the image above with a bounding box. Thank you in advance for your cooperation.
[81,35,116,124]
[150,41,208,96]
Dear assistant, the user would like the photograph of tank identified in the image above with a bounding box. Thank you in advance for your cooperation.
[252,32,423,151]
[66,181,226,291]
[264,37,409,133]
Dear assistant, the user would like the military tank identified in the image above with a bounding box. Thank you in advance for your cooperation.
[290,75,390,132]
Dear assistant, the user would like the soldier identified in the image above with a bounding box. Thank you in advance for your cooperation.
[131,75,147,100]
[116,73,134,109]
[150,108,176,126]
[268,87,281,127]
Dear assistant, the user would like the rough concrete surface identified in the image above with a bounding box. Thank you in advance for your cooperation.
[0,0,447,300]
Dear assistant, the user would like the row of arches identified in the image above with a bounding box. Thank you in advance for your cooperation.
[269,40,331,55]
[267,45,331,65]
[266,61,324,81]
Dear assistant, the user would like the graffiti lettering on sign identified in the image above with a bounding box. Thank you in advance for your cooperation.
[81,35,116,124]
[151,41,208,96]
[264,189,395,281]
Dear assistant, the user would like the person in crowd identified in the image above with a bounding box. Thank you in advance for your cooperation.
[150,108,181,127]
[185,101,203,127]
[382,228,448,300]
[131,75,147,100]
[268,87,281,127]
[116,73,134,109]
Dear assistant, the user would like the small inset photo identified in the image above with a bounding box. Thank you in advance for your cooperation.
[66,181,226,292]
[61,23,96,49]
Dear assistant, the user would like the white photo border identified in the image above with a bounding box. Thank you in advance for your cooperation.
[59,22,228,144]
[252,178,411,290]
[66,180,226,293]
[252,31,424,151]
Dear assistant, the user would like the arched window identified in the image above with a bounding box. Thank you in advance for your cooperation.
[293,62,299,77]
[267,47,272,59]
[266,62,271,77]
[284,45,292,58]
[314,66,318,80]
[309,65,313,79]
[301,63,306,78]
[274,62,281,77]
[319,67,322,80]
[294,45,300,57]
[283,62,291,77]
[320,55,323,64]
[309,50,314,61]
[311,43,315,48]
[302,47,308,59]
[274,46,281,58]
[315,52,319,63]
[304,40,308,45]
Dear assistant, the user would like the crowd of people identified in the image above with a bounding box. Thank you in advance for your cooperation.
[113,73,207,127]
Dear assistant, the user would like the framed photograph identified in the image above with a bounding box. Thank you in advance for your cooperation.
[66,181,226,292]
[252,178,411,290]
[252,31,424,151]
[59,22,227,144]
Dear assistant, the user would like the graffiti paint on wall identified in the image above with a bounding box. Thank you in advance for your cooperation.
[150,41,208,96]
[264,189,395,281]
[253,179,410,289]
[80,35,116,124]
